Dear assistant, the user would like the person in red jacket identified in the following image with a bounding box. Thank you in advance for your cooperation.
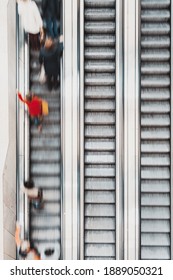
[17,91,43,132]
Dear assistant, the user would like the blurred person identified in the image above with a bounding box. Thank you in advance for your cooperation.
[42,0,60,39]
[17,0,44,50]
[39,35,63,91]
[15,222,41,260]
[17,91,43,132]
[22,180,43,209]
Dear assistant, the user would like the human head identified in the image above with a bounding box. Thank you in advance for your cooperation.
[26,93,32,102]
[24,180,34,189]
[44,37,54,49]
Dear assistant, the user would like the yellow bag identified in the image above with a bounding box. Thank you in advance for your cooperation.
[42,100,49,116]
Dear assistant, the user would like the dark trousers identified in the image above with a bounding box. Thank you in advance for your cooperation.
[45,18,59,39]
[47,73,59,89]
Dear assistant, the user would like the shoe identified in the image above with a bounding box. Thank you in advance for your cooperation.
[44,249,54,256]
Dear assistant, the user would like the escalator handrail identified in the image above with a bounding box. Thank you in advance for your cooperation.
[16,1,30,258]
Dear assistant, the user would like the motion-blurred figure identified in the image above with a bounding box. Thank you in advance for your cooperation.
[42,0,60,39]
[39,35,63,91]
[15,222,41,260]
[17,91,43,132]
[17,0,44,50]
[22,180,43,209]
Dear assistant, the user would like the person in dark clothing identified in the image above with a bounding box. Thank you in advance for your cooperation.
[42,0,60,39]
[39,36,63,91]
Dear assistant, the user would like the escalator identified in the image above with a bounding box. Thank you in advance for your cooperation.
[140,0,171,260]
[15,0,173,260]
[83,0,116,260]
[28,0,61,259]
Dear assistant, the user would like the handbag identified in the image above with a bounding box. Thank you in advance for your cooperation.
[39,64,46,84]
[42,100,49,116]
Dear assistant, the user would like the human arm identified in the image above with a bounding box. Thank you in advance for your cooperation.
[17,92,25,103]
[17,91,31,108]
[15,222,21,247]
[40,27,44,42]
[59,34,63,43]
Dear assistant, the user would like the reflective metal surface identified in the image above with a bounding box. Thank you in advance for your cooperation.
[16,12,26,243]
[80,0,85,261]
[116,0,124,260]
[124,0,140,260]
[62,0,79,259]
[16,4,29,257]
